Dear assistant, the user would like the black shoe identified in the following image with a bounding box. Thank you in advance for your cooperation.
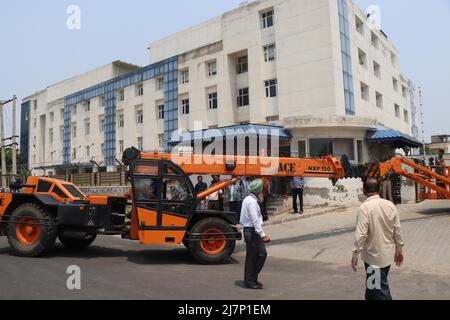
[299,210,304,215]
[256,281,264,288]
[245,282,263,289]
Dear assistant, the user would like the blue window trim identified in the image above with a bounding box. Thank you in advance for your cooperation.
[63,56,178,166]
[337,0,355,115]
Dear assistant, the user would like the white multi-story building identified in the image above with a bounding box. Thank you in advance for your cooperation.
[22,0,420,176]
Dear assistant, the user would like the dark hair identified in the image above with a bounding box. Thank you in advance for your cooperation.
[364,178,380,194]
[197,176,203,180]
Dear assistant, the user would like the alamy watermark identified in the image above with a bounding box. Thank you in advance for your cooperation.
[66,265,81,290]
[66,5,81,30]
[366,265,382,290]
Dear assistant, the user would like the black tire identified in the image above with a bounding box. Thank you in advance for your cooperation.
[7,203,57,257]
[59,233,97,250]
[189,218,236,264]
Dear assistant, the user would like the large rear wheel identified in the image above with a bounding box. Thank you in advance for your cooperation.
[7,203,57,257]
[188,218,236,264]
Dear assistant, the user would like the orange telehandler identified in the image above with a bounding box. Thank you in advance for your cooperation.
[0,147,345,264]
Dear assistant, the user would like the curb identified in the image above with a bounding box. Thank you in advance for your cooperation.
[265,206,349,226]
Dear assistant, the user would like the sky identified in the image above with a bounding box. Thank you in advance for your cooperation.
[0,0,449,142]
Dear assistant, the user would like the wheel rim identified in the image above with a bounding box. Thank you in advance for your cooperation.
[200,228,227,255]
[16,217,41,246]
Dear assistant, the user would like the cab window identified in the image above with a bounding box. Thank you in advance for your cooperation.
[134,177,159,201]
[162,178,193,201]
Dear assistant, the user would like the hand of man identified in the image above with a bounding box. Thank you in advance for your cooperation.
[395,251,404,267]
[261,236,271,243]
[351,255,358,272]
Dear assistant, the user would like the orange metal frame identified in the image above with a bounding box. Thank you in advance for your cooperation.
[379,157,450,200]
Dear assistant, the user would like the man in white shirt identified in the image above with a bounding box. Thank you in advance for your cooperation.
[352,178,405,300]
[240,179,271,289]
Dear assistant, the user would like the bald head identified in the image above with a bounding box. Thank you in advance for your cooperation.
[364,178,380,195]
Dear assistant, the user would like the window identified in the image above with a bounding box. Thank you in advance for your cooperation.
[72,105,77,116]
[181,99,190,115]
[101,143,105,156]
[60,126,64,142]
[310,139,333,158]
[404,109,409,123]
[100,96,105,107]
[395,104,400,118]
[357,140,363,163]
[402,85,408,98]
[72,124,77,138]
[391,52,397,67]
[86,146,91,158]
[60,109,64,121]
[355,15,364,35]
[85,119,90,135]
[84,100,90,112]
[33,118,36,128]
[373,61,381,78]
[207,61,217,77]
[49,129,54,143]
[180,69,189,84]
[119,90,125,101]
[376,92,383,109]
[72,148,77,160]
[261,9,274,28]
[208,92,218,110]
[371,31,379,49]
[157,104,165,120]
[158,134,164,148]
[358,48,367,67]
[360,82,369,101]
[118,113,124,128]
[156,77,164,91]
[137,84,144,96]
[119,140,124,154]
[393,77,399,92]
[237,88,250,107]
[50,112,54,122]
[136,109,144,124]
[33,100,38,111]
[265,79,278,97]
[298,140,307,158]
[237,56,248,74]
[100,117,105,132]
[137,137,143,151]
[263,44,276,62]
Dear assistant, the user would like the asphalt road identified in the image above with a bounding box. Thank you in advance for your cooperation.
[0,200,449,300]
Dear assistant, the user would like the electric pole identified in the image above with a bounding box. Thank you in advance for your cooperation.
[12,95,17,178]
[0,100,5,188]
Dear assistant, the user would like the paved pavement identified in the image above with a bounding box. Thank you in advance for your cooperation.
[0,200,449,300]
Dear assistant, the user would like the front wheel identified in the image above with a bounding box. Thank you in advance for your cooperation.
[188,218,237,264]
[7,203,57,257]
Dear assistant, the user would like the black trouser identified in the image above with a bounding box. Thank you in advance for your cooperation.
[229,201,242,222]
[243,228,267,285]
[208,200,220,211]
[364,263,392,300]
[219,197,224,212]
[292,188,304,213]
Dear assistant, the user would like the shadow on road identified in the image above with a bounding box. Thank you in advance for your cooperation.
[0,243,239,266]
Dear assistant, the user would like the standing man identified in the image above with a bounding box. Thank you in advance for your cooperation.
[435,149,446,176]
[351,178,405,300]
[227,178,244,221]
[195,176,208,210]
[240,179,271,289]
[290,176,305,214]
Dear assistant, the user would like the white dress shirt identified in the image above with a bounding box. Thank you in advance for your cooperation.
[240,194,265,238]
[353,195,405,268]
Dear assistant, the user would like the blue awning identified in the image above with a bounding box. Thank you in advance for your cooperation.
[367,128,422,148]
[169,124,292,146]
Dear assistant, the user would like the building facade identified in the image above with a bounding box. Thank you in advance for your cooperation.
[427,135,450,154]
[21,0,419,176]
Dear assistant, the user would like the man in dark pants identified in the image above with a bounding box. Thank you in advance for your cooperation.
[352,178,405,300]
[240,179,271,289]
[290,176,304,214]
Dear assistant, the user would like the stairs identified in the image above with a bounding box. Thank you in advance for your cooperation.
[266,196,291,217]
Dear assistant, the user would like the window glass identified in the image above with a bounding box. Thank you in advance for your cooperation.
[162,178,192,201]
[310,139,333,158]
[134,177,159,201]
[133,163,158,175]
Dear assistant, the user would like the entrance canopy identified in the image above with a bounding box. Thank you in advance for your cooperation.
[367,128,422,149]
